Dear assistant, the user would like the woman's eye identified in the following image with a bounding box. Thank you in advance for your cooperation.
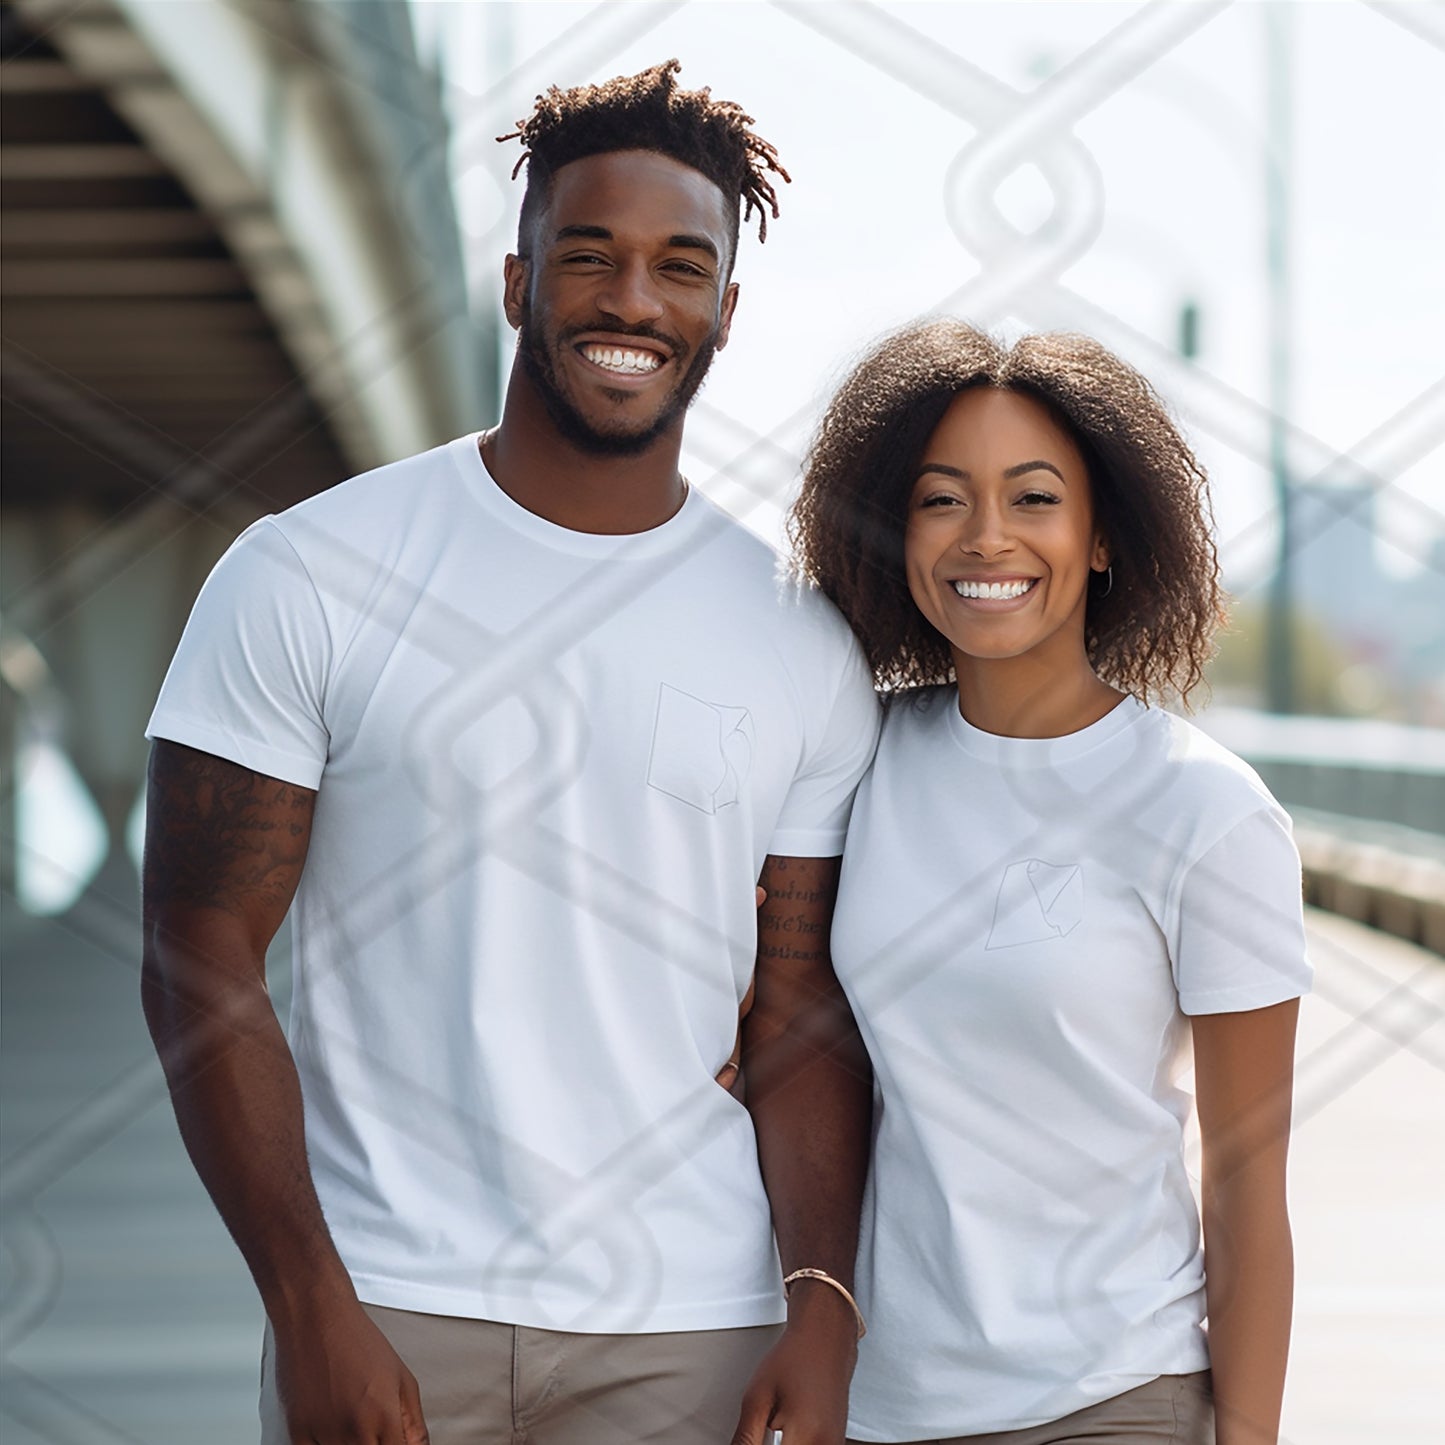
[918,492,963,509]
[1018,491,1061,506]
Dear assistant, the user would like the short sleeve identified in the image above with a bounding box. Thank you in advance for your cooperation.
[1172,803,1313,1015]
[768,636,881,858]
[146,520,331,789]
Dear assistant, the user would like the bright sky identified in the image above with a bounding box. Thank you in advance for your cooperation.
[410,0,1445,598]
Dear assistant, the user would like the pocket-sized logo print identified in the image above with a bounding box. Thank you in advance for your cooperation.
[986,859,1084,949]
[646,684,754,815]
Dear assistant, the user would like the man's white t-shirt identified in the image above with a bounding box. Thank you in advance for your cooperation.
[146,433,880,1334]
[832,689,1311,1439]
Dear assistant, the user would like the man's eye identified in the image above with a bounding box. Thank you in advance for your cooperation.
[663,261,708,277]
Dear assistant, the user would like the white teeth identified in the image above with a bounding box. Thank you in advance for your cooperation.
[952,578,1035,600]
[581,344,662,374]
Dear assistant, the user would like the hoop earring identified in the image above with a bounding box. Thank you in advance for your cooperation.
[1096,565,1113,598]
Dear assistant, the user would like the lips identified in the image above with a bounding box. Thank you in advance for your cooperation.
[577,343,664,376]
[569,329,675,383]
[952,578,1037,600]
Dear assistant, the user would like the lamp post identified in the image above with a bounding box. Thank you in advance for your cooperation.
[1264,1,1295,714]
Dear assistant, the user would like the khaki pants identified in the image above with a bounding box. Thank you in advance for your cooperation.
[848,1372,1215,1445]
[260,1302,783,1445]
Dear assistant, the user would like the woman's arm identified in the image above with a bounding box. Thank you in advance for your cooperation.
[1192,998,1301,1445]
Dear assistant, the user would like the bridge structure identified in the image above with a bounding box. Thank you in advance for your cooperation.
[1,0,490,906]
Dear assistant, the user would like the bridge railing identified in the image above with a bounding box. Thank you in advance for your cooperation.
[1199,708,1445,954]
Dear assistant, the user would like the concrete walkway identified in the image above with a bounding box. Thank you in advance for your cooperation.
[1282,910,1445,1444]
[2,897,1441,1441]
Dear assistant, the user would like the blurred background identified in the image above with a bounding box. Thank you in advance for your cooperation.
[2,1,1441,1440]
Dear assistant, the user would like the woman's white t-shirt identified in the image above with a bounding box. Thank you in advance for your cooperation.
[832,688,1311,1439]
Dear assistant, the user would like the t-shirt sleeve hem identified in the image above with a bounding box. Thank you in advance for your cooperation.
[766,826,847,859]
[1179,977,1312,1016]
[145,715,325,791]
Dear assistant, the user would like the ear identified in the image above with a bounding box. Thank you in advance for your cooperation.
[713,280,740,352]
[502,254,528,330]
[1090,532,1111,574]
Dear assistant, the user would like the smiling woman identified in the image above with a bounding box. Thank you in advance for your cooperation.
[903,386,1115,739]
[791,320,1223,705]
[793,319,1313,1445]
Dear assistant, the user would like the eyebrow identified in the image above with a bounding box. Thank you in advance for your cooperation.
[552,224,720,263]
[666,233,720,262]
[915,459,1067,483]
[554,224,613,243]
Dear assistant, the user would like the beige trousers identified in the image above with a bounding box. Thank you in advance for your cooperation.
[260,1302,783,1445]
[848,1371,1215,1445]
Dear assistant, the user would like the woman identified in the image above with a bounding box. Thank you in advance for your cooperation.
[791,321,1310,1445]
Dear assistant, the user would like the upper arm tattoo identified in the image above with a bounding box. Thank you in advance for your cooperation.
[143,741,315,929]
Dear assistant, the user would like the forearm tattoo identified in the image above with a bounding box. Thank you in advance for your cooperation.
[758,855,838,964]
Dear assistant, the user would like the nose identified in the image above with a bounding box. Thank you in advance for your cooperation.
[596,257,665,326]
[956,497,1013,558]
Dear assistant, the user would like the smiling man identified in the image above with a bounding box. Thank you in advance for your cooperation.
[508,152,728,467]
[141,62,879,1445]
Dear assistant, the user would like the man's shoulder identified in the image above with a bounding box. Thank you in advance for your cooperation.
[691,493,859,640]
[687,488,781,571]
[272,434,473,545]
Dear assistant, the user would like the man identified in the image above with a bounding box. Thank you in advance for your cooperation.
[141,61,879,1445]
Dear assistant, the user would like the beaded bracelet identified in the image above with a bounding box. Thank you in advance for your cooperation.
[782,1267,867,1340]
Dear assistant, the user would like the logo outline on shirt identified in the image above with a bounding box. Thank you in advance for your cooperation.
[985,858,1084,949]
[646,683,754,815]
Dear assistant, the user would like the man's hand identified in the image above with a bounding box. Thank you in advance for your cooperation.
[141,743,430,1442]
[275,1302,429,1445]
[731,1280,858,1445]
[715,885,768,1096]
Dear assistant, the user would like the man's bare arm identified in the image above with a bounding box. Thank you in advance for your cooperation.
[731,853,872,1445]
[141,739,427,1444]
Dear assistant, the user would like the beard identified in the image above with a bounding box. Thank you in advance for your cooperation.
[516,299,721,457]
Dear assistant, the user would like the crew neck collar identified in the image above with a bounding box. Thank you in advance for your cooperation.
[946,692,1145,768]
[449,432,708,558]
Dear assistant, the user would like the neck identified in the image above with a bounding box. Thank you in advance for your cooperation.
[952,648,1125,740]
[484,360,687,534]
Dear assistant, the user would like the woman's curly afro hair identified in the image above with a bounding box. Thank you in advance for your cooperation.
[790,319,1226,704]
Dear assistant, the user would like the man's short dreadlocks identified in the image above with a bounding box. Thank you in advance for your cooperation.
[498,59,789,264]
